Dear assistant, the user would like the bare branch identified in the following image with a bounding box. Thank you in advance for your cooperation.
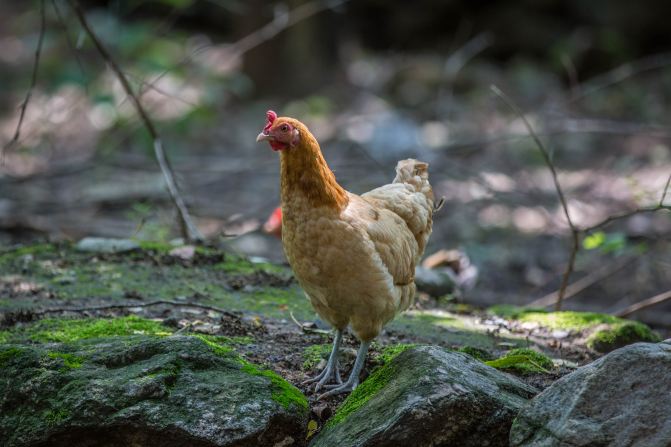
[583,204,671,233]
[615,290,671,318]
[660,172,671,207]
[570,52,671,103]
[437,32,492,118]
[35,299,241,320]
[2,0,46,164]
[560,54,580,99]
[70,0,203,242]
[51,0,89,93]
[491,85,580,310]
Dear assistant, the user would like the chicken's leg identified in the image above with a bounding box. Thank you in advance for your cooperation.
[317,340,370,400]
[303,329,343,390]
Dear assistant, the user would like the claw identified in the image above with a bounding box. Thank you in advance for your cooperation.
[317,380,358,400]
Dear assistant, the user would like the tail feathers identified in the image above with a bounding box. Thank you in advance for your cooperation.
[393,159,435,204]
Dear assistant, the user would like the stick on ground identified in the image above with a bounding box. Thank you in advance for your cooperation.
[35,299,241,320]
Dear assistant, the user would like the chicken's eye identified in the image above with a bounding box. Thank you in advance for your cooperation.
[280,124,290,132]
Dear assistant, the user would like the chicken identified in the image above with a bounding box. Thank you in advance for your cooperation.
[256,110,439,398]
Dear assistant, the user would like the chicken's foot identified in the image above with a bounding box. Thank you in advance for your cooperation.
[303,329,343,390]
[317,340,370,400]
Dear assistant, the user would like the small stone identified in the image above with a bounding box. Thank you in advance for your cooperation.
[169,245,196,260]
[551,329,570,339]
[520,321,539,331]
[75,237,140,254]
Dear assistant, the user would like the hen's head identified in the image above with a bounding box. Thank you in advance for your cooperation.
[256,110,302,152]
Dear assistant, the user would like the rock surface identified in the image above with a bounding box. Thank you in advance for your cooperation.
[311,345,537,447]
[510,342,671,447]
[0,335,308,447]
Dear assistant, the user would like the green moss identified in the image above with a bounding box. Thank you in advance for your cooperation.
[214,254,286,275]
[196,334,308,411]
[0,243,57,261]
[3,316,172,344]
[458,346,494,361]
[375,343,417,364]
[47,352,84,369]
[519,311,621,330]
[196,334,253,346]
[240,287,313,320]
[136,240,175,252]
[391,311,518,350]
[44,408,69,427]
[587,321,660,352]
[0,347,24,366]
[485,348,553,374]
[0,242,303,319]
[242,363,308,411]
[193,334,235,356]
[487,304,533,319]
[302,344,332,370]
[328,361,397,427]
[489,306,624,330]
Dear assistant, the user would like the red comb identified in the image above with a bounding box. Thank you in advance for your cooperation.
[263,110,277,132]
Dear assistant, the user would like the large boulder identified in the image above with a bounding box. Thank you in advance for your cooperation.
[0,335,308,447]
[510,342,671,447]
[311,345,537,447]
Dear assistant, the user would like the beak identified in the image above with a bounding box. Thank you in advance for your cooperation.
[256,132,273,143]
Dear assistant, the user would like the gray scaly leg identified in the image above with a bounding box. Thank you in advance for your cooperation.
[303,329,343,390]
[317,340,370,400]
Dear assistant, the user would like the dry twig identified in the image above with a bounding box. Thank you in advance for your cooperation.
[70,0,203,242]
[289,311,331,335]
[615,290,671,318]
[2,0,46,164]
[35,299,241,320]
[526,257,634,308]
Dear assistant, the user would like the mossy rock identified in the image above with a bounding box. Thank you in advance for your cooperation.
[0,335,307,447]
[488,306,659,352]
[510,343,671,446]
[312,346,537,447]
[586,321,660,353]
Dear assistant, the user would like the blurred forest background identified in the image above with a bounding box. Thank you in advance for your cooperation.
[1,0,670,327]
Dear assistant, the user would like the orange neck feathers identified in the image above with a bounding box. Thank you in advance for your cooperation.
[279,122,348,210]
